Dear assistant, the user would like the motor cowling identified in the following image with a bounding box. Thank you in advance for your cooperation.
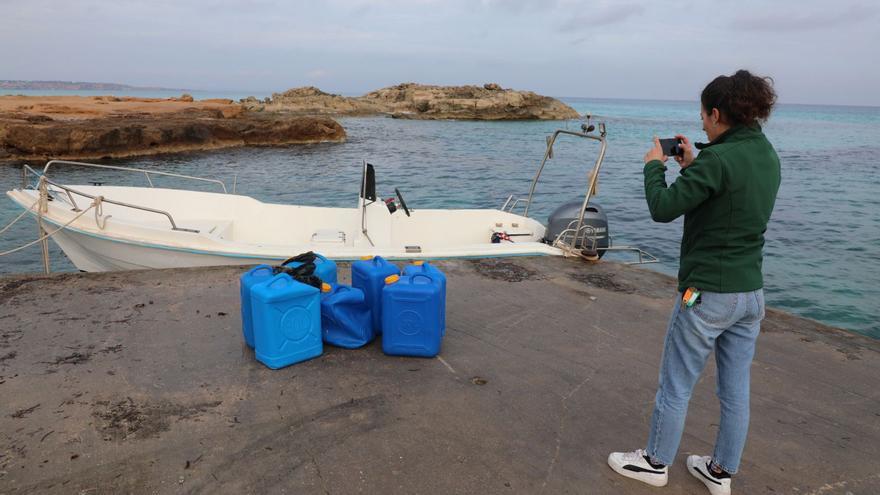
[545,200,609,257]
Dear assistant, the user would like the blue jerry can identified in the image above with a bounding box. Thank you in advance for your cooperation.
[239,264,275,348]
[381,274,443,358]
[352,256,400,335]
[319,283,374,348]
[283,253,338,284]
[250,273,322,369]
[403,261,447,335]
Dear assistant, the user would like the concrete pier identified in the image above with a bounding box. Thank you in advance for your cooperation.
[1,257,878,494]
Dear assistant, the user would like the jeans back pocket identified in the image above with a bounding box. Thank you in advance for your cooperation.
[690,291,740,328]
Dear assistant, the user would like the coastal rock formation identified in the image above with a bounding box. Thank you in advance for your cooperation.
[243,83,580,120]
[0,96,346,161]
[0,82,576,161]
[242,86,382,116]
[363,83,580,120]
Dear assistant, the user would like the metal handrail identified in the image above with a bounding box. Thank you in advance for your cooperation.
[500,195,531,214]
[522,125,607,256]
[552,222,598,251]
[597,246,659,265]
[523,127,606,217]
[508,198,529,214]
[41,160,228,193]
[21,165,199,233]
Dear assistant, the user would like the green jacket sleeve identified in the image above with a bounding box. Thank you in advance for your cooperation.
[643,150,723,223]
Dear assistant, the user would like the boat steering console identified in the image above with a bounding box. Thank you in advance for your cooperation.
[383,188,411,216]
[394,188,411,216]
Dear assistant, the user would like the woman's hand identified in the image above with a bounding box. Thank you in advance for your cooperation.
[644,137,666,164]
[674,134,695,168]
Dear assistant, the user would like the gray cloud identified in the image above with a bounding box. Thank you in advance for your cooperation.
[478,0,562,14]
[731,3,877,32]
[558,4,645,32]
[1,0,877,105]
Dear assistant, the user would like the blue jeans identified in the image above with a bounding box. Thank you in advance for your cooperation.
[646,289,765,474]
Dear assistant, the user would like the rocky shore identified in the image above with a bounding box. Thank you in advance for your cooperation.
[0,95,346,161]
[0,83,578,161]
[243,83,581,120]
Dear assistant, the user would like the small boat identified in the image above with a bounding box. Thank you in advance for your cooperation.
[6,121,655,272]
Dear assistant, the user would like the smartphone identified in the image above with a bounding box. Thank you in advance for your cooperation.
[659,138,683,157]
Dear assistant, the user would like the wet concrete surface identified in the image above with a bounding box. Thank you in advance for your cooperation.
[0,257,878,494]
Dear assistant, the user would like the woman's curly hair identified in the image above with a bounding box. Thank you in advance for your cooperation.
[701,70,777,127]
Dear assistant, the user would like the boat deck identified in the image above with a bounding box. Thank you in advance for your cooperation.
[1,257,878,494]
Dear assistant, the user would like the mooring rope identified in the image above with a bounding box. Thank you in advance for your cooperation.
[93,196,111,230]
[0,200,97,257]
[0,198,40,236]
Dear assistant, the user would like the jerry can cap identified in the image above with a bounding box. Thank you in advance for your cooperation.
[321,282,332,293]
[360,255,373,260]
[413,260,425,266]
[384,274,400,285]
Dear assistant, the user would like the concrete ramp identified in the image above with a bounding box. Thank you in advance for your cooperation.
[1,258,878,494]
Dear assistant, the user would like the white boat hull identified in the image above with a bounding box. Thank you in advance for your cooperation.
[8,185,562,272]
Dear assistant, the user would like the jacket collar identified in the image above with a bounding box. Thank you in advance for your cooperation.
[695,125,762,150]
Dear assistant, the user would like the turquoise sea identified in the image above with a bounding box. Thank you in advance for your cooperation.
[1,92,878,338]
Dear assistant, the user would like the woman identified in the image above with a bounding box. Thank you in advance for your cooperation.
[607,70,780,495]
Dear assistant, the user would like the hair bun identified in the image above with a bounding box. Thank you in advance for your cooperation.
[733,69,752,80]
[701,70,776,126]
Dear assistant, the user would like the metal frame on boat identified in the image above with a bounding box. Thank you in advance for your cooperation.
[503,120,657,264]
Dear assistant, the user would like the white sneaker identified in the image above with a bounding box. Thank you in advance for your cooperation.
[687,455,732,495]
[607,449,668,487]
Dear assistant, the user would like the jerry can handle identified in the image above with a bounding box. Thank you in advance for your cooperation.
[411,273,434,284]
[267,273,292,289]
[337,285,365,302]
[327,285,365,305]
[254,264,274,276]
[315,253,328,264]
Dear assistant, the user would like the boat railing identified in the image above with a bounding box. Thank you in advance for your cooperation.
[523,124,606,220]
[21,164,200,233]
[552,219,658,264]
[500,195,530,214]
[519,122,606,258]
[522,121,659,264]
[32,160,229,193]
[552,220,601,254]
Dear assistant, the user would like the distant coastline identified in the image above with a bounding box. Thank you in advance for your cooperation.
[3,81,877,109]
[0,80,189,92]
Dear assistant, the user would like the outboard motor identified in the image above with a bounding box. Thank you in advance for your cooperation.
[545,200,609,258]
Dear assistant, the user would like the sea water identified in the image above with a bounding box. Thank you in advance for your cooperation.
[1,97,877,338]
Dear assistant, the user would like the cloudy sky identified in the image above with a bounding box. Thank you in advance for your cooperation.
[1,0,877,105]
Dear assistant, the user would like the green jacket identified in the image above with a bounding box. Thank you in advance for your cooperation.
[644,125,781,293]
